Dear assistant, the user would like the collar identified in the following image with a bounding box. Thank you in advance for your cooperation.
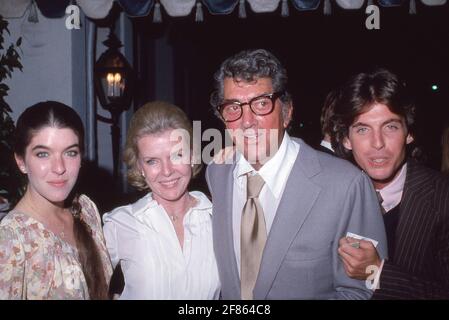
[320,140,334,152]
[130,191,212,232]
[132,191,212,215]
[377,163,407,212]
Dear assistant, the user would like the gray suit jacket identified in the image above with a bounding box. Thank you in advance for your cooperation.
[206,138,388,299]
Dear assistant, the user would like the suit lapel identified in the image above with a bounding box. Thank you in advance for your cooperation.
[213,163,241,298]
[395,161,435,268]
[253,140,322,299]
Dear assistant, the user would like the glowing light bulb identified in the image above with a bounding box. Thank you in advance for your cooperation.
[113,73,122,96]
[106,73,114,97]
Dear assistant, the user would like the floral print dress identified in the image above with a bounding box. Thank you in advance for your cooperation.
[0,195,112,299]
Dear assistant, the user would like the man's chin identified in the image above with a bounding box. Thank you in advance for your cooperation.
[369,172,396,189]
[241,151,274,166]
[235,139,279,164]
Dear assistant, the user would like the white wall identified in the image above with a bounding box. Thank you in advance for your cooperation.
[5,12,74,121]
[4,9,134,187]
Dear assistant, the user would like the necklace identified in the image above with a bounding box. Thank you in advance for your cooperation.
[166,196,197,223]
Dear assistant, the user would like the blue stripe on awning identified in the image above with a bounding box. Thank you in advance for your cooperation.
[291,0,322,11]
[378,0,405,6]
[117,0,155,17]
[203,0,239,15]
[2,0,446,20]
[35,0,71,18]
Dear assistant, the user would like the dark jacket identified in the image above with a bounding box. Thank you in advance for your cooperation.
[373,160,449,299]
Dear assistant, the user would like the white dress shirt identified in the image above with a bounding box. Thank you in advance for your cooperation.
[103,191,220,300]
[232,133,300,274]
[320,139,334,152]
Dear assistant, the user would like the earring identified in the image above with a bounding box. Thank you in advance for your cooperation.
[191,164,194,168]
[20,166,27,174]
[141,171,145,178]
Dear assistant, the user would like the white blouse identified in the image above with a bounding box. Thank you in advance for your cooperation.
[103,191,220,300]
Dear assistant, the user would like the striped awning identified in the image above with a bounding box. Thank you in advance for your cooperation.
[0,0,447,22]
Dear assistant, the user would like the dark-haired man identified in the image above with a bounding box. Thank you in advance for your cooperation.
[332,68,449,299]
[317,89,338,155]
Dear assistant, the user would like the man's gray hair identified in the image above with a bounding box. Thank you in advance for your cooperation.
[210,49,292,119]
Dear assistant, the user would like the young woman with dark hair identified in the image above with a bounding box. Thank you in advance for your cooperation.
[0,101,112,299]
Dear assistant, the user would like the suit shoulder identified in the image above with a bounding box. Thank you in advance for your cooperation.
[205,161,216,175]
[406,162,449,213]
[206,160,226,172]
[408,162,449,191]
[296,140,367,189]
[206,162,233,182]
[314,149,362,180]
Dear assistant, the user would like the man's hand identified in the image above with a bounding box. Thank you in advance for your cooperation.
[338,236,381,280]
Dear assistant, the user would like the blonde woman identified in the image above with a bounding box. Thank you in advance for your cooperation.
[103,101,220,299]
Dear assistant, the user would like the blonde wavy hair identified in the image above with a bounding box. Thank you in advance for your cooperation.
[124,101,202,190]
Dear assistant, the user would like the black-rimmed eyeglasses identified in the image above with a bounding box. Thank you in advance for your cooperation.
[217,91,284,122]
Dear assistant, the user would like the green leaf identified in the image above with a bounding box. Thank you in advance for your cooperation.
[0,16,23,203]
[0,101,12,113]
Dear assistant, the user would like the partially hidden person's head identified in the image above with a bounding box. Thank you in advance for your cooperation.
[331,68,416,189]
[124,101,201,202]
[14,101,84,205]
[320,89,338,143]
[210,49,293,169]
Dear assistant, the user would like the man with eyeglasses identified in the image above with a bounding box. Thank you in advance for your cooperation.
[205,49,387,299]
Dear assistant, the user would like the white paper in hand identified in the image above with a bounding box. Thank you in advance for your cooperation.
[346,232,379,248]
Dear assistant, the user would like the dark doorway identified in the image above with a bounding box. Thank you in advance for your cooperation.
[132,5,449,171]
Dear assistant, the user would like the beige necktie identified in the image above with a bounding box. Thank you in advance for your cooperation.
[376,191,386,214]
[241,173,267,300]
